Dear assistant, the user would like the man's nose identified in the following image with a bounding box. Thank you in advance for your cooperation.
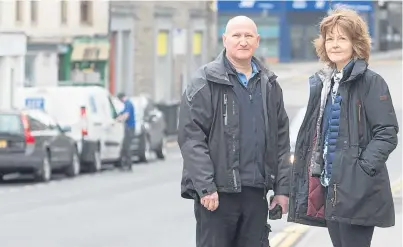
[239,37,248,46]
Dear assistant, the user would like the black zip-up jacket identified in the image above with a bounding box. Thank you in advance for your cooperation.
[178,50,291,200]
[288,59,399,228]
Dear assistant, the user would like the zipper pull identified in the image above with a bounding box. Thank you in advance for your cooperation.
[333,184,337,207]
[249,94,252,101]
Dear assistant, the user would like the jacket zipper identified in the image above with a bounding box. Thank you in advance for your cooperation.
[357,101,362,136]
[332,184,337,207]
[232,169,238,189]
[223,93,228,126]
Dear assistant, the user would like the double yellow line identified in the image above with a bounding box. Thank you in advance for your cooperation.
[270,177,403,247]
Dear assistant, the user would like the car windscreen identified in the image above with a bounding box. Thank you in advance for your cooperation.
[0,114,23,134]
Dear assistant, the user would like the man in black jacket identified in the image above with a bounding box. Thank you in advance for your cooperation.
[178,16,291,247]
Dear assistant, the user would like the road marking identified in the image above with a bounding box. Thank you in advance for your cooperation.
[271,177,403,247]
[392,177,402,196]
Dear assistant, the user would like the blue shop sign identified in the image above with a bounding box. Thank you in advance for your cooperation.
[217,1,373,13]
[286,0,373,12]
[217,1,282,13]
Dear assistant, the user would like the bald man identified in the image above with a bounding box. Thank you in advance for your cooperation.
[178,16,291,247]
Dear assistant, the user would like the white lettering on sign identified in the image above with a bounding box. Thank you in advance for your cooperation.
[315,0,326,9]
[239,0,256,8]
[293,0,307,9]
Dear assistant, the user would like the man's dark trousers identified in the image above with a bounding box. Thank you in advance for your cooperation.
[121,126,134,169]
[194,186,271,247]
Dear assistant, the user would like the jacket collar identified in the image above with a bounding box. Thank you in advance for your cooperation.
[205,49,277,86]
[316,58,368,84]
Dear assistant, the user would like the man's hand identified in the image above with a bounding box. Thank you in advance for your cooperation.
[269,195,289,214]
[200,192,219,211]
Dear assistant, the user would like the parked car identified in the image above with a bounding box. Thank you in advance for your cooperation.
[128,95,167,162]
[0,109,80,182]
[15,86,125,172]
[289,106,307,164]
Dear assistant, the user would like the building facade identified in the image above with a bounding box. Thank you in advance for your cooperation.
[217,0,374,62]
[130,1,216,103]
[0,0,109,86]
[0,32,27,109]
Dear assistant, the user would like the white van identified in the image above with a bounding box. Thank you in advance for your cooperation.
[15,86,125,172]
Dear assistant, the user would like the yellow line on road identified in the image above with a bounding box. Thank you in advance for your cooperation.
[271,177,402,247]
[392,177,402,196]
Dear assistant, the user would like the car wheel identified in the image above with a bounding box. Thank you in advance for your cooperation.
[35,154,52,182]
[156,137,167,160]
[139,137,152,163]
[88,149,102,173]
[66,150,81,177]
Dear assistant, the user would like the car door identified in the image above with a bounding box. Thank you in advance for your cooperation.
[106,96,124,160]
[28,111,68,167]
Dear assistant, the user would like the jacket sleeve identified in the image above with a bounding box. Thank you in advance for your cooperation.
[359,74,399,176]
[274,82,292,196]
[177,74,216,198]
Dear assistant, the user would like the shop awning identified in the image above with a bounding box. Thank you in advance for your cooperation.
[71,42,110,61]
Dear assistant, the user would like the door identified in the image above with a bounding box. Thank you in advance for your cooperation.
[106,96,124,160]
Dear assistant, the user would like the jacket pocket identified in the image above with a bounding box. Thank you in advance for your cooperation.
[335,149,382,219]
[356,100,363,141]
[260,223,271,247]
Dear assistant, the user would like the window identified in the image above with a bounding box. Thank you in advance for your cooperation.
[30,1,38,23]
[29,117,47,131]
[80,1,93,25]
[28,111,59,131]
[107,97,118,119]
[60,0,68,24]
[0,114,23,134]
[15,0,23,23]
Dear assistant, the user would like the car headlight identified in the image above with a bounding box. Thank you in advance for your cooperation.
[290,154,295,164]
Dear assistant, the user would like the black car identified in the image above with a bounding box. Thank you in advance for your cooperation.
[0,109,80,182]
[129,96,167,162]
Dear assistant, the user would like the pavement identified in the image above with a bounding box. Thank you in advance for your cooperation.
[0,50,400,247]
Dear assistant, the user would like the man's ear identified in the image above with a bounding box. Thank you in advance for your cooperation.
[222,34,226,48]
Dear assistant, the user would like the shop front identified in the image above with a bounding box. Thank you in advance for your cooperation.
[216,1,283,63]
[216,1,374,62]
[284,0,374,61]
[65,36,110,87]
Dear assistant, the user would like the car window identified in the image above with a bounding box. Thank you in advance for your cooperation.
[0,114,23,134]
[89,95,97,113]
[29,117,48,131]
[27,111,60,131]
[107,97,118,119]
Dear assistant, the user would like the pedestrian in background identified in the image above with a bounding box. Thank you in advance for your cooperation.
[116,92,136,171]
[288,8,399,247]
[178,15,291,247]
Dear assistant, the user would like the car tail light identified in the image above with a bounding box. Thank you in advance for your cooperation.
[80,106,88,136]
[21,113,35,144]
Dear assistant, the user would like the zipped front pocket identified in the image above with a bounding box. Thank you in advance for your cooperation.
[356,100,363,136]
[332,183,337,207]
[223,92,228,126]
